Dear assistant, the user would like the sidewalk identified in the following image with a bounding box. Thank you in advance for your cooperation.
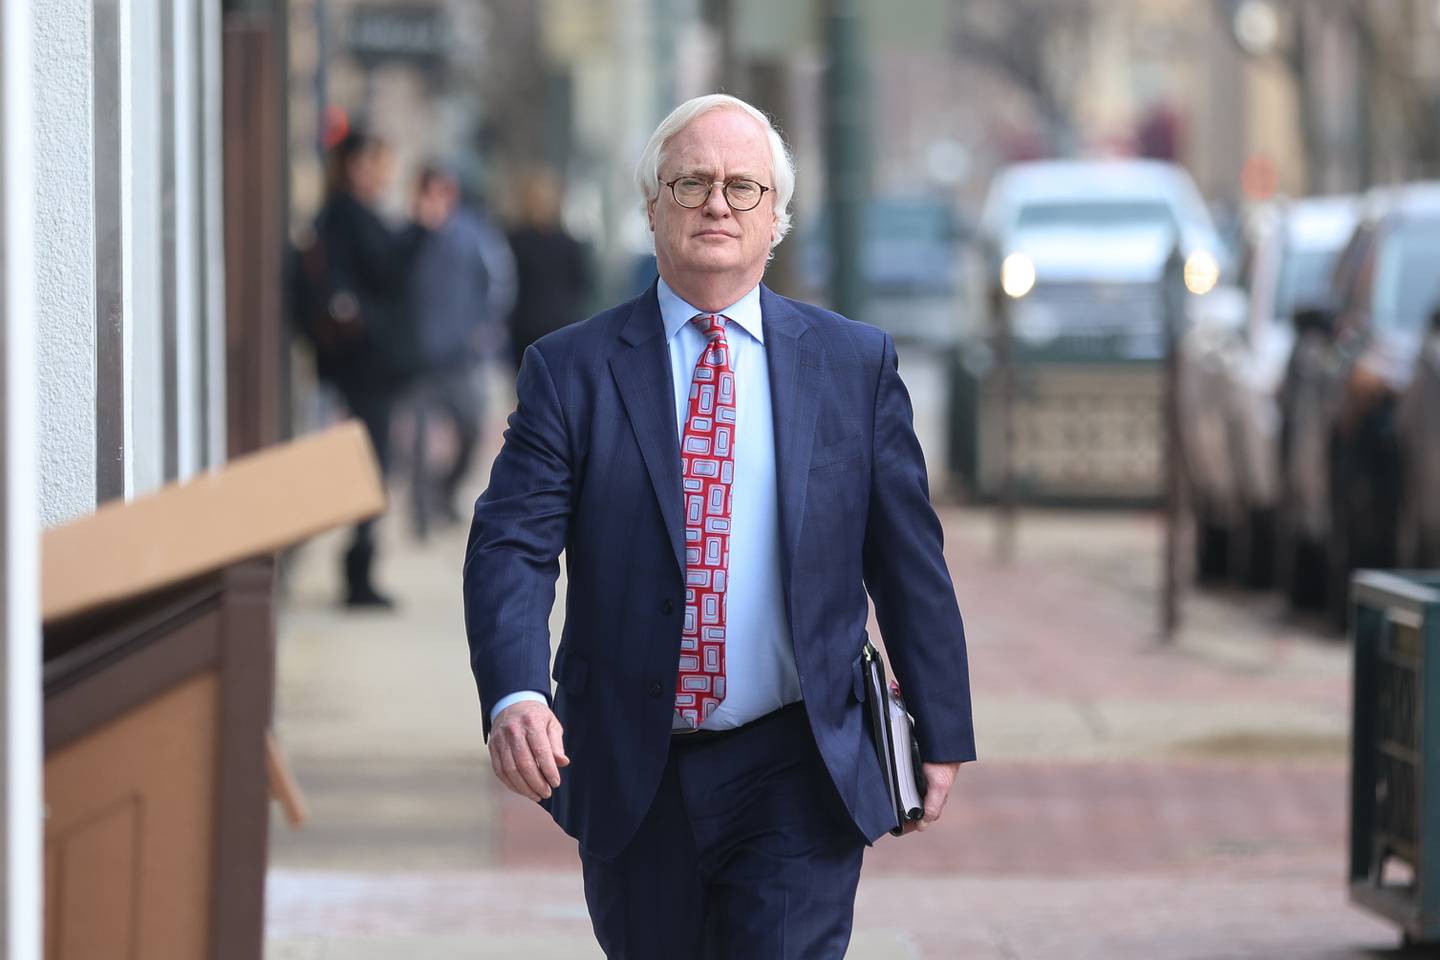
[266,370,1405,958]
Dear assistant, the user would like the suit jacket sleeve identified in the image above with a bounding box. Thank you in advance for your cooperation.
[862,334,977,764]
[463,343,572,738]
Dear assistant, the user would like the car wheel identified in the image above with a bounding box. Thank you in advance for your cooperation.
[1416,523,1440,568]
[1194,505,1230,584]
[1324,523,1353,633]
[1239,506,1278,590]
[1286,532,1328,610]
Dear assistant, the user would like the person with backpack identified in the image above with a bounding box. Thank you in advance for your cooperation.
[293,129,448,607]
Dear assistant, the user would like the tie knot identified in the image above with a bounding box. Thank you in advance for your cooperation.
[691,313,728,342]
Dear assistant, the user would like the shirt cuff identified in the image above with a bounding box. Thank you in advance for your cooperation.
[490,690,548,724]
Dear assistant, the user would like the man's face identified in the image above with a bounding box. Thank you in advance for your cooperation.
[348,145,394,205]
[423,175,459,212]
[649,109,777,288]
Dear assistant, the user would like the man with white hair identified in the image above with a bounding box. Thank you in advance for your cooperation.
[464,94,974,957]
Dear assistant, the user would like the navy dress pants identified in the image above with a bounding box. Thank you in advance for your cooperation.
[579,703,866,959]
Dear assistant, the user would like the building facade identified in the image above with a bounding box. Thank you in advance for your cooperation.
[34,0,230,528]
[5,0,288,953]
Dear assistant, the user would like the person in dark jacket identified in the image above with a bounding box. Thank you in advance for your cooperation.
[504,171,590,369]
[407,166,516,537]
[299,130,447,607]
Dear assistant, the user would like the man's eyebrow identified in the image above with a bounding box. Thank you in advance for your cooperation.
[670,167,764,180]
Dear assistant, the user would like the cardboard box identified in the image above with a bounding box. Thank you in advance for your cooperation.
[42,420,385,623]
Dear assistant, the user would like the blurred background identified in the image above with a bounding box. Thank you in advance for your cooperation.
[9,0,1440,958]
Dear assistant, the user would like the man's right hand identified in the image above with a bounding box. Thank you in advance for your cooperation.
[489,700,569,801]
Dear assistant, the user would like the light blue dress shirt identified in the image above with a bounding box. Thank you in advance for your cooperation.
[491,278,801,730]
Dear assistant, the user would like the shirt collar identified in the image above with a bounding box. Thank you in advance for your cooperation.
[656,277,764,345]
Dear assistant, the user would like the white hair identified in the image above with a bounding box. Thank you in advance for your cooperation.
[634,94,796,248]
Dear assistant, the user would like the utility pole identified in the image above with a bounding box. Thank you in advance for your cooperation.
[993,283,1017,564]
[822,0,868,324]
[1160,235,1186,643]
[703,0,736,92]
[314,0,328,156]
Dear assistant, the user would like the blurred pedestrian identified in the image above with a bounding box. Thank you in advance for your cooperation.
[504,170,590,369]
[292,129,447,607]
[407,165,516,539]
[464,94,975,956]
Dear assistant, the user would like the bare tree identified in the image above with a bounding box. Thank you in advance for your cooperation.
[951,0,1094,155]
[1348,0,1440,181]
[475,0,553,187]
[1216,0,1440,191]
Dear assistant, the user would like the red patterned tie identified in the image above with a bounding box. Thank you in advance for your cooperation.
[676,314,735,727]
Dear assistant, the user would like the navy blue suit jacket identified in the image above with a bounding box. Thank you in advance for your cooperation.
[463,282,975,858]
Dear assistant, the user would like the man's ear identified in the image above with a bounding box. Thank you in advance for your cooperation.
[647,199,656,232]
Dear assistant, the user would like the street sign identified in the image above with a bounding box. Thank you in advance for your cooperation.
[349,5,447,64]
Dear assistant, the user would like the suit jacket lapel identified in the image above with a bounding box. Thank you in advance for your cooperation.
[762,285,822,593]
[610,284,687,576]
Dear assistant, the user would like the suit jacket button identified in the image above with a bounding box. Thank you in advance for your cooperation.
[648,681,663,698]
[662,599,674,615]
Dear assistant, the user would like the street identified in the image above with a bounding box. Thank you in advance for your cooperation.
[265,357,1403,959]
[18,3,1440,957]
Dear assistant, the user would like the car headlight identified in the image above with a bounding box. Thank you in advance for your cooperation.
[1000,252,1036,299]
[1184,250,1220,296]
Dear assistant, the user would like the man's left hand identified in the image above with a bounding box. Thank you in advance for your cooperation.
[901,761,965,835]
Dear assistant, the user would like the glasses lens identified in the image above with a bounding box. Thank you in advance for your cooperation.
[725,180,762,210]
[672,177,710,207]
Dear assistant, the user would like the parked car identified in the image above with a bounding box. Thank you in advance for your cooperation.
[977,159,1227,362]
[798,196,970,345]
[1278,183,1440,618]
[1177,195,1360,586]
[1396,310,1440,567]
[951,158,1227,501]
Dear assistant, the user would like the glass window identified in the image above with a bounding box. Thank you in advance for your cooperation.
[1014,200,1177,233]
[1372,217,1440,334]
[93,0,125,502]
[1274,247,1340,322]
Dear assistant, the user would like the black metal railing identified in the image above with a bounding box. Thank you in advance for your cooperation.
[1350,570,1440,946]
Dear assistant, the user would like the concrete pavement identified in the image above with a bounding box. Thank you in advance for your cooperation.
[265,357,1410,959]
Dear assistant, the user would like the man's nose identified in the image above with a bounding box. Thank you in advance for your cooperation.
[701,182,731,216]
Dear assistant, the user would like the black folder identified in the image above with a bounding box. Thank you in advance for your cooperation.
[861,641,926,835]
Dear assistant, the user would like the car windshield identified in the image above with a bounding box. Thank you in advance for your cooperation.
[871,203,951,241]
[1275,247,1339,321]
[1372,216,1440,333]
[1015,200,1176,233]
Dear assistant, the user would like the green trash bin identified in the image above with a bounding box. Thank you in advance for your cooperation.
[1349,570,1440,945]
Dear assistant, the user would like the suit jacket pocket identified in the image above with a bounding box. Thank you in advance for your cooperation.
[810,431,865,472]
[552,646,589,696]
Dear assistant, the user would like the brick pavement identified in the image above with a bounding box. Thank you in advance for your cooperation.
[486,758,1349,877]
[266,384,1400,959]
[267,864,1406,960]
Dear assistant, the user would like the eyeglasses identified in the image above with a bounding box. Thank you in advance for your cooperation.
[661,176,772,212]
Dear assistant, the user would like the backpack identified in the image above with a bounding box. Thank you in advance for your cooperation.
[288,220,367,366]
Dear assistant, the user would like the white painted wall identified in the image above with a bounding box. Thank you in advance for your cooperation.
[32,0,95,527]
[33,0,224,525]
[13,0,227,943]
